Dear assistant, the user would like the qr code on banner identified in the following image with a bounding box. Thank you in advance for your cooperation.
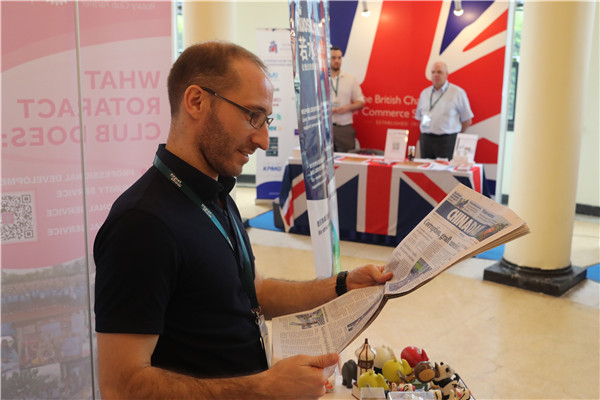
[1,192,37,243]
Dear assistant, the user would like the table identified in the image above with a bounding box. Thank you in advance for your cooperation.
[277,154,489,246]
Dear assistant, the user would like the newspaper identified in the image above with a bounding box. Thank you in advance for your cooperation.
[271,183,529,363]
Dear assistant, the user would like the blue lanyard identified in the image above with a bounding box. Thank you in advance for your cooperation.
[429,85,448,112]
[153,155,260,313]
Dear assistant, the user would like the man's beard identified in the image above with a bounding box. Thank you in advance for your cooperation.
[195,106,242,178]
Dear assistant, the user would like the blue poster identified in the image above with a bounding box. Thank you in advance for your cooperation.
[289,0,340,277]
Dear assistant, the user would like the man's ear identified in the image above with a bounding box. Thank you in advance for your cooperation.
[183,85,206,119]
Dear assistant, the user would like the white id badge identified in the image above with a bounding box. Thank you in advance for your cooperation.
[258,314,272,368]
[421,113,431,130]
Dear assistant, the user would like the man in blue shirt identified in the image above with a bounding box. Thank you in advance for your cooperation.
[415,61,474,160]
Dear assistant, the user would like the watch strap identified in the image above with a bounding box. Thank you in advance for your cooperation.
[335,271,348,296]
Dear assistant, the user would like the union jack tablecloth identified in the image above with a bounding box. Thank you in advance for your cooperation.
[278,155,490,246]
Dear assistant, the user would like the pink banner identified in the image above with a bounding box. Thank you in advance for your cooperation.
[2,1,172,269]
[2,3,172,397]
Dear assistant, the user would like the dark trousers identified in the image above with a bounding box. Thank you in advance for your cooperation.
[419,133,458,160]
[332,124,357,153]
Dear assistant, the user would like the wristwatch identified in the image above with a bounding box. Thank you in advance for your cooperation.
[335,271,348,296]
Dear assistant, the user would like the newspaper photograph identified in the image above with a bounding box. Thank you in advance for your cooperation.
[271,183,529,362]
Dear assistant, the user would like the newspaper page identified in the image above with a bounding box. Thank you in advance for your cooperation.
[384,183,529,297]
[271,183,529,362]
[271,285,384,363]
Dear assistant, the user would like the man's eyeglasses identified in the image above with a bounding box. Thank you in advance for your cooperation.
[201,87,273,129]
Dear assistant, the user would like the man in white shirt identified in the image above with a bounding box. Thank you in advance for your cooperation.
[330,46,365,152]
[414,61,473,159]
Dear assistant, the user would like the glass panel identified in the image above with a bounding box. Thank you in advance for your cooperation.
[1,2,93,398]
[2,2,172,398]
[77,3,173,397]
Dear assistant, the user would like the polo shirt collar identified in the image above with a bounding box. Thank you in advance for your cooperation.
[433,80,449,92]
[155,144,236,202]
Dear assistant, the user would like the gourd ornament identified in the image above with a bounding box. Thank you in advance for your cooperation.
[355,338,376,381]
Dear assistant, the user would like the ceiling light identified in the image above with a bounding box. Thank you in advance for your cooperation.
[454,0,464,16]
[361,1,370,17]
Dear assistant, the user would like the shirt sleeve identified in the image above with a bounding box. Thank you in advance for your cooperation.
[414,89,427,120]
[94,209,179,334]
[351,76,365,103]
[457,88,474,122]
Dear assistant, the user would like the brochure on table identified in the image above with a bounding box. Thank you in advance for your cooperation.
[451,133,478,165]
[383,129,409,163]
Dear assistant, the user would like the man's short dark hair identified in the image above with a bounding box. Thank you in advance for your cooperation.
[167,41,267,117]
[331,46,341,53]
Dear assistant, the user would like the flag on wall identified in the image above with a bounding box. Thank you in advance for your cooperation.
[329,0,509,193]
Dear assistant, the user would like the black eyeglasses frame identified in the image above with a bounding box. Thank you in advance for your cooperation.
[200,86,273,129]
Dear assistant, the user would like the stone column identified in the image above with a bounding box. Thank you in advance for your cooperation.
[182,1,236,47]
[484,1,596,295]
[180,2,237,200]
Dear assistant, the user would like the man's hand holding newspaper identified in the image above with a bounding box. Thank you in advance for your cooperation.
[271,184,530,363]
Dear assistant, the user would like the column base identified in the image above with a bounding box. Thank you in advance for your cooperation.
[483,258,587,296]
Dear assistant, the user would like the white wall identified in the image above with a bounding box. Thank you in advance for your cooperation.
[577,6,599,207]
[233,1,291,178]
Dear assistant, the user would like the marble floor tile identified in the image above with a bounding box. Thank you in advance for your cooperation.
[237,187,600,399]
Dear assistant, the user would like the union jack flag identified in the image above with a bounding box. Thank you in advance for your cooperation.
[279,156,488,244]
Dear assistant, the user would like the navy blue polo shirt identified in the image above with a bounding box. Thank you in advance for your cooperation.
[94,144,268,377]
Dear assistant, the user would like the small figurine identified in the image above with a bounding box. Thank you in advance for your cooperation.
[414,360,436,383]
[390,382,416,391]
[357,370,389,391]
[325,374,335,393]
[430,362,471,400]
[401,345,429,367]
[373,345,396,374]
[382,358,413,384]
[342,359,357,389]
[355,338,376,381]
